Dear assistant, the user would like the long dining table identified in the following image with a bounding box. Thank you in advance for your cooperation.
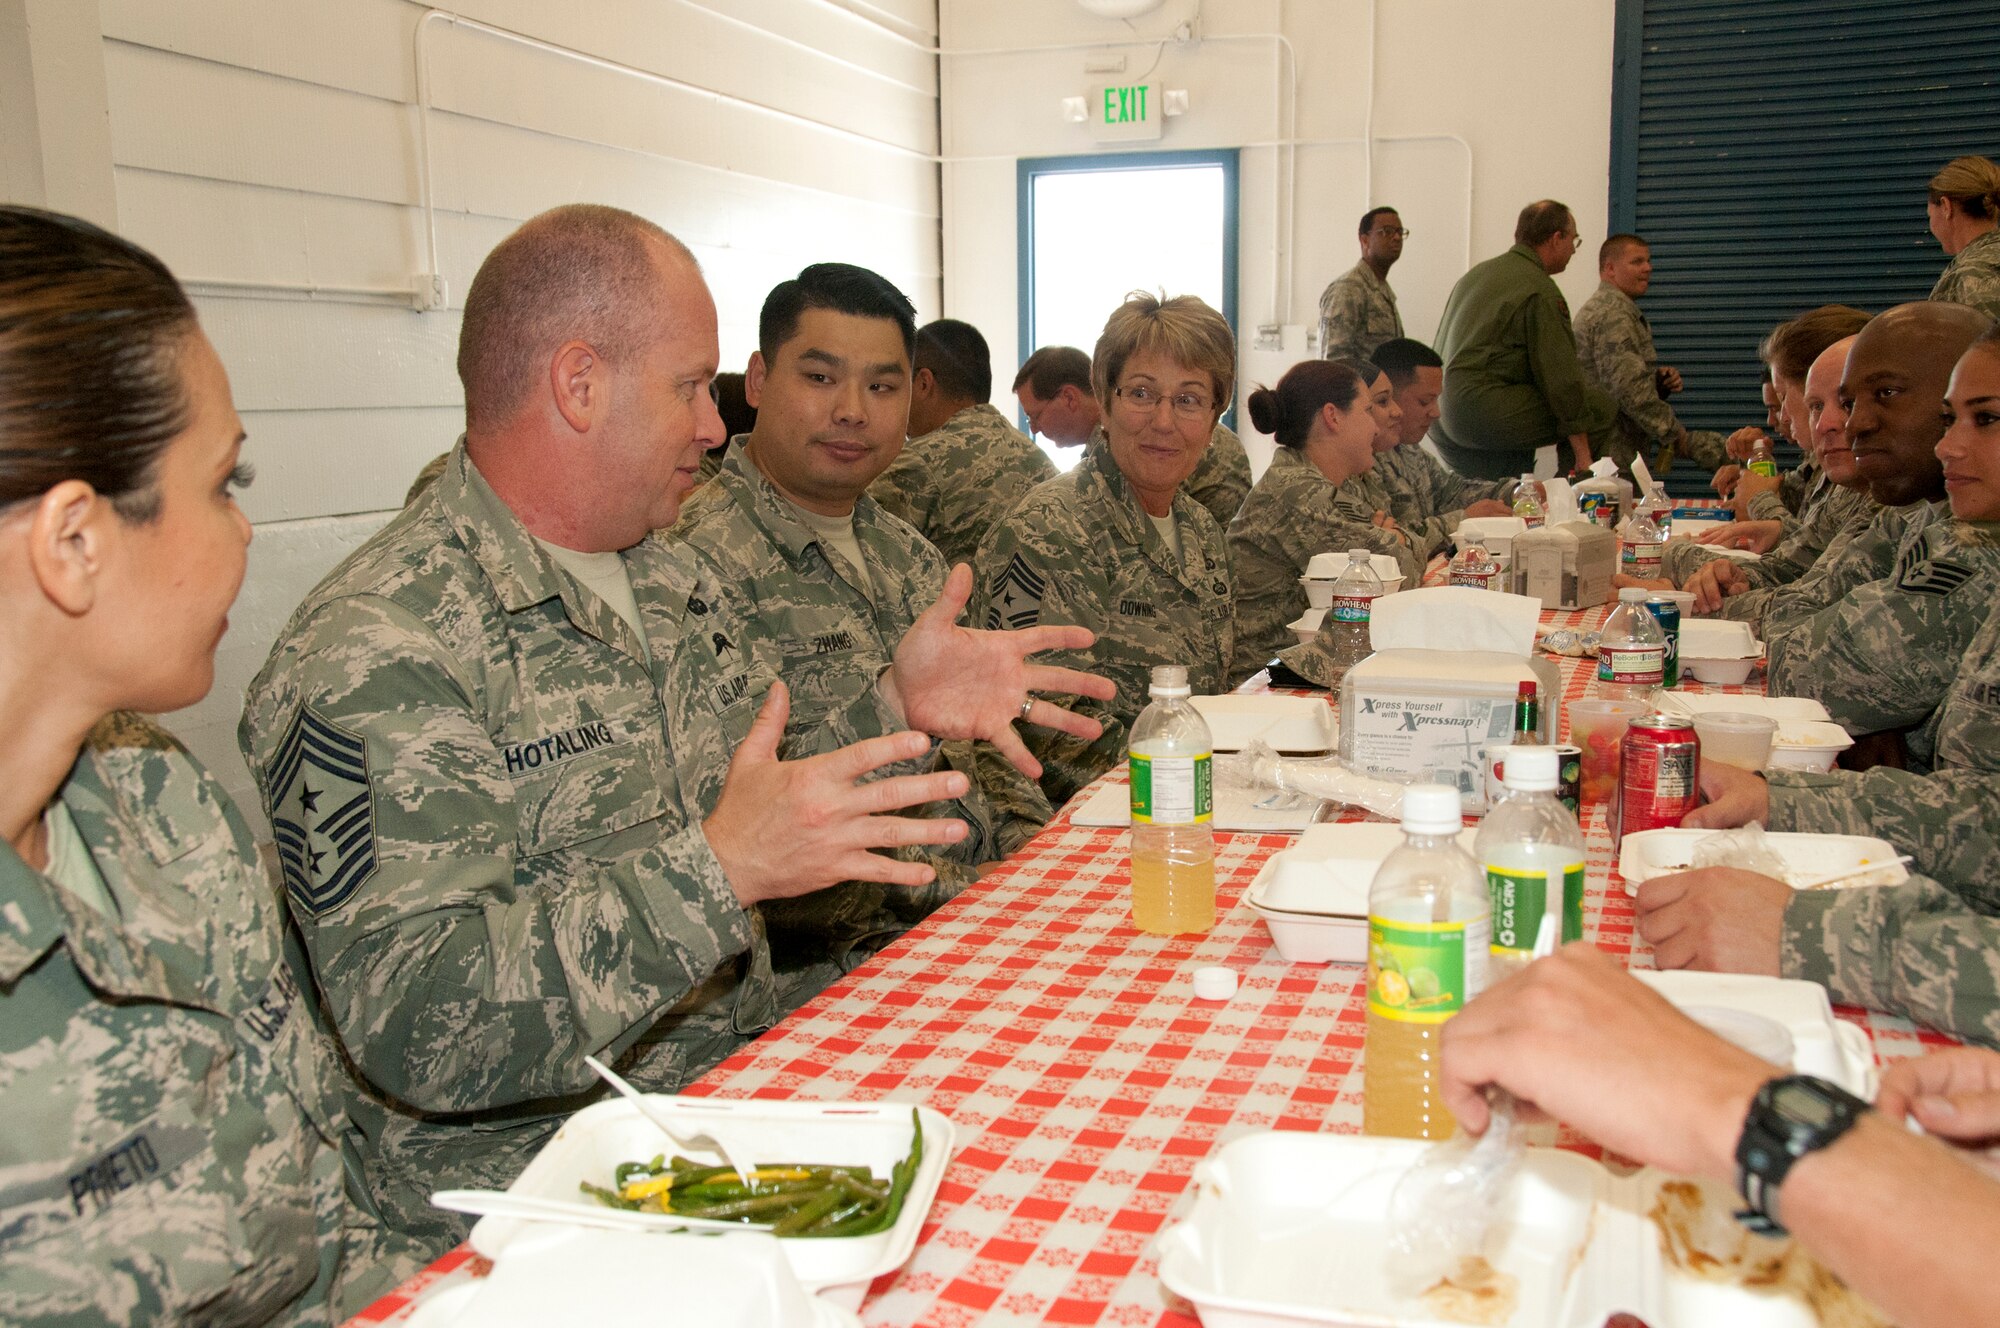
[345,594,1958,1328]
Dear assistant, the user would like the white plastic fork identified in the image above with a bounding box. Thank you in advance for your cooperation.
[583,1054,757,1186]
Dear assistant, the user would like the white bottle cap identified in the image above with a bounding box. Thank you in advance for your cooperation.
[1400,783,1463,835]
[1501,745,1558,791]
[1618,586,1649,602]
[1192,966,1238,1001]
[1149,664,1190,698]
[1348,547,1371,560]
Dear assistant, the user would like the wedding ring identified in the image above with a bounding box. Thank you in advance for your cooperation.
[1018,697,1036,721]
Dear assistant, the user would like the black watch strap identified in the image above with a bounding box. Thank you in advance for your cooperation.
[1734,1074,1870,1235]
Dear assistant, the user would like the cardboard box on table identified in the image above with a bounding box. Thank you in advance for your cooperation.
[1337,587,1562,814]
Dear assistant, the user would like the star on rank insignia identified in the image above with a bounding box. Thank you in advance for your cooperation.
[267,707,378,917]
[986,552,1046,630]
[1897,557,1974,597]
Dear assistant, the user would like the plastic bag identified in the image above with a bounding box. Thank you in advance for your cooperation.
[1220,740,1409,820]
[1691,824,1789,881]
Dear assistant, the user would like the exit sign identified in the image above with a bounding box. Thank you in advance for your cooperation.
[1090,82,1160,141]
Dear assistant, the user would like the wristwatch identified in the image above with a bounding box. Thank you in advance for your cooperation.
[1734,1074,1870,1235]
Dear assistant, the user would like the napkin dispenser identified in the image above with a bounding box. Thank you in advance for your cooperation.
[1339,649,1561,813]
[1510,519,1616,610]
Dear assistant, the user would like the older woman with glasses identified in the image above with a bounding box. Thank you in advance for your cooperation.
[973,292,1235,809]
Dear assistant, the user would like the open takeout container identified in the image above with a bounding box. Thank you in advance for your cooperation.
[1190,694,1338,753]
[463,1096,952,1312]
[1654,693,1830,725]
[1619,829,1907,895]
[1157,1132,1884,1328]
[1632,968,1878,1098]
[1244,823,1478,965]
[1765,721,1854,772]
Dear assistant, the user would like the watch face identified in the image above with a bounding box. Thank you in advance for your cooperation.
[1774,1080,1836,1127]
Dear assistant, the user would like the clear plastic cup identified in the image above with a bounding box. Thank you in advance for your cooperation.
[1565,698,1650,806]
[1691,711,1778,771]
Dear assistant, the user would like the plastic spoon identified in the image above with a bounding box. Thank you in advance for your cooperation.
[583,1054,757,1186]
[1792,853,1913,890]
[1382,913,1559,1296]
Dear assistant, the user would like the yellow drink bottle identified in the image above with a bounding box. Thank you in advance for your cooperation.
[1364,784,1491,1139]
[1128,665,1215,936]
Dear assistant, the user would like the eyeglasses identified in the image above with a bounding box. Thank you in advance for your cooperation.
[1371,226,1411,239]
[1114,384,1213,420]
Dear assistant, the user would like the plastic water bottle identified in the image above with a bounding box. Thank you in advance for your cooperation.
[1511,474,1546,529]
[1448,543,1500,590]
[1474,745,1585,976]
[1596,586,1666,701]
[1364,785,1491,1140]
[1128,665,1215,935]
[1618,502,1666,581]
[1321,548,1383,684]
[1747,435,1778,478]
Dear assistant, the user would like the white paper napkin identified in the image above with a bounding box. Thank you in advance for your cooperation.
[1369,585,1541,655]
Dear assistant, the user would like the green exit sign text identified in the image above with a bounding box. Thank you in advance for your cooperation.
[1091,82,1161,141]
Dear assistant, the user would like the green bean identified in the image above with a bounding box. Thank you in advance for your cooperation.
[577,1180,642,1211]
[671,1191,823,1221]
[771,1187,849,1235]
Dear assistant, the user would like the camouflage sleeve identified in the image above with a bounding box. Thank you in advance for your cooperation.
[1768,764,2000,910]
[1318,277,1370,364]
[1762,510,1907,637]
[1681,429,1730,472]
[1764,567,1987,739]
[1329,474,1427,581]
[866,451,934,539]
[1662,537,1727,585]
[240,596,754,1114]
[1186,434,1251,529]
[973,518,1127,810]
[1747,487,1794,523]
[1783,874,2000,1048]
[1932,261,2000,320]
[1578,305,1677,447]
[1776,464,1811,516]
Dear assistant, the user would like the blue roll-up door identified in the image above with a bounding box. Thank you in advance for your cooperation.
[1610,0,2000,491]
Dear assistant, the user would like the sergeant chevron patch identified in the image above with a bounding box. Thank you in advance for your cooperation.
[987,552,1046,630]
[268,707,378,917]
[1897,558,1974,596]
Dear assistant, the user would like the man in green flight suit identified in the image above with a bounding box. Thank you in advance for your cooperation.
[1430,199,1619,481]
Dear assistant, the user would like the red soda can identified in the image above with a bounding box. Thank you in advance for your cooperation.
[1614,713,1700,849]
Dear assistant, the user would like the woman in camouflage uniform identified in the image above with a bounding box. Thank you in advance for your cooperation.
[973,292,1236,810]
[0,208,406,1324]
[1226,359,1411,684]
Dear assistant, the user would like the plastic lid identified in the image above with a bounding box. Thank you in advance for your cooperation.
[1192,966,1239,1001]
[1500,745,1558,791]
[1400,783,1463,834]
[1618,586,1649,602]
[1347,548,1371,560]
[1149,664,1190,697]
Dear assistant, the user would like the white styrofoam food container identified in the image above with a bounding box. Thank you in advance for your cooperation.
[1452,515,1527,554]
[1158,1133,1881,1328]
[401,1227,859,1328]
[1190,694,1337,752]
[1244,823,1479,964]
[1658,694,1830,724]
[1305,551,1406,582]
[1289,607,1324,645]
[1677,618,1764,684]
[1766,720,1855,772]
[466,1097,952,1312]
[1301,574,1407,608]
[1619,828,1908,893]
[1632,968,1878,1098]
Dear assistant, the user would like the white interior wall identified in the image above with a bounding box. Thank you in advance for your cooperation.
[938,0,1615,478]
[16,0,941,828]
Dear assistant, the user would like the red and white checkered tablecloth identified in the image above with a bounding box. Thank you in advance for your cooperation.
[345,600,1958,1328]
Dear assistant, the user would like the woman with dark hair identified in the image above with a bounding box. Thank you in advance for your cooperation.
[0,206,405,1323]
[1225,358,1419,684]
[1929,155,2000,320]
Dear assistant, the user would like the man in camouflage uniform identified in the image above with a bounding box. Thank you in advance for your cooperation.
[1363,338,1516,560]
[976,435,1234,809]
[2,715,416,1323]
[674,267,1061,1005]
[239,208,1099,1247]
[1317,206,1406,365]
[870,318,1055,569]
[1639,542,2000,1049]
[1664,336,1879,616]
[1573,234,1729,475]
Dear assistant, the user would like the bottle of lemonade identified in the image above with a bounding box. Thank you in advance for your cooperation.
[1363,784,1491,1139]
[1128,665,1216,935]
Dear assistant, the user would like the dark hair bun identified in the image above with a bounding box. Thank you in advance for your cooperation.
[1245,385,1283,437]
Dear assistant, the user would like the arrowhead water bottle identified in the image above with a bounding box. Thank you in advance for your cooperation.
[1128,665,1216,935]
